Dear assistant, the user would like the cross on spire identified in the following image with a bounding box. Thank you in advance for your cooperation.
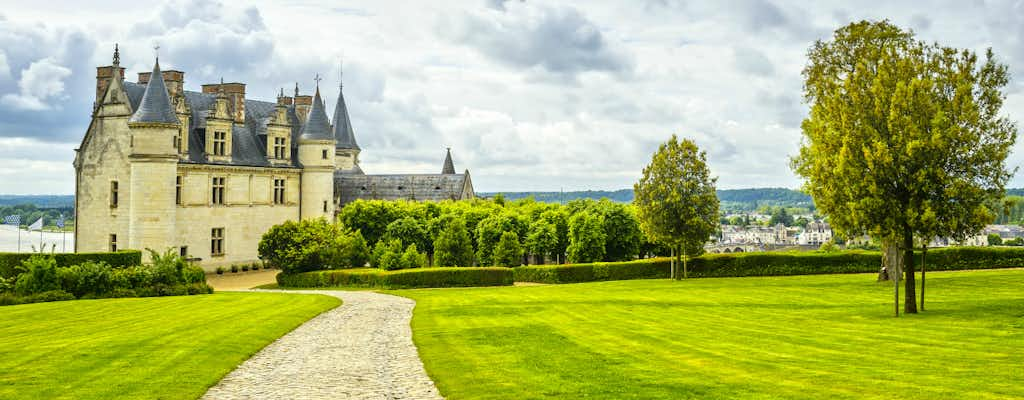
[314,73,322,89]
[339,59,344,89]
[113,43,120,66]
[153,44,160,61]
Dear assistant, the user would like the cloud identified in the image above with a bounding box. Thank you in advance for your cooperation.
[733,46,775,76]
[443,2,632,79]
[0,58,72,111]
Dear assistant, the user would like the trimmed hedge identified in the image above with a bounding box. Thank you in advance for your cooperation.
[514,258,671,284]
[0,250,142,278]
[514,247,1024,284]
[277,267,514,289]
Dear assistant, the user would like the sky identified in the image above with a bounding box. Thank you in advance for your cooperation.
[0,0,1022,194]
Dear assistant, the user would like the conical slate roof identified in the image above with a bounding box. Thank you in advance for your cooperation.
[129,58,178,124]
[332,84,359,149]
[442,148,455,174]
[299,86,333,141]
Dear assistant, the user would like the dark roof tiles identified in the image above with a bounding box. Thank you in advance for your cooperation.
[128,59,179,124]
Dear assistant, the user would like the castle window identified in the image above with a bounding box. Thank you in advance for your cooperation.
[397,186,404,191]
[211,177,225,205]
[175,176,182,205]
[176,135,183,153]
[212,131,227,156]
[211,228,224,256]
[434,186,441,190]
[323,201,328,213]
[273,179,286,205]
[110,181,119,208]
[322,149,328,159]
[173,136,178,149]
[180,246,188,258]
[273,137,287,159]
[109,234,117,252]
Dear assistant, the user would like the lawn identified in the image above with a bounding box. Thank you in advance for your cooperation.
[0,292,340,400]
[398,270,1024,399]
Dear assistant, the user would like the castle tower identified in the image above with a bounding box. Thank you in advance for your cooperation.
[332,73,362,173]
[126,56,179,257]
[442,148,455,174]
[297,79,336,219]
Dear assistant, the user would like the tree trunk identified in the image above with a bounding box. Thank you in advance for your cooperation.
[920,246,927,311]
[676,245,684,281]
[902,227,918,314]
[882,238,902,317]
[669,247,676,279]
[682,246,688,279]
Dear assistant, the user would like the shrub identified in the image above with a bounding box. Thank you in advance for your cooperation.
[567,212,606,263]
[514,258,670,284]
[492,231,523,267]
[251,263,261,271]
[181,264,207,285]
[372,239,404,270]
[242,264,250,272]
[0,250,142,279]
[215,266,225,275]
[24,290,75,303]
[230,265,239,273]
[401,244,429,269]
[58,261,114,298]
[277,267,514,289]
[14,256,60,295]
[434,218,474,267]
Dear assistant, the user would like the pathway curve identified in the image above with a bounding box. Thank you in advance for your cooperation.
[202,290,443,400]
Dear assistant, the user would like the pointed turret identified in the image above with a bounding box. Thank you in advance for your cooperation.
[299,84,332,141]
[332,73,359,150]
[129,57,178,125]
[442,148,456,174]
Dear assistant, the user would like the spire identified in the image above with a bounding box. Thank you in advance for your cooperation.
[129,57,178,124]
[442,147,455,174]
[112,43,120,67]
[332,66,359,150]
[294,82,299,98]
[299,76,332,141]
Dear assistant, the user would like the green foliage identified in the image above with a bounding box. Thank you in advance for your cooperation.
[987,234,1003,246]
[215,266,225,275]
[14,256,59,295]
[514,258,671,284]
[633,135,720,262]
[492,231,523,267]
[372,239,405,270]
[818,240,839,252]
[401,244,429,269]
[567,212,606,263]
[769,207,794,226]
[259,218,367,273]
[475,213,526,266]
[434,218,475,267]
[0,250,142,279]
[57,261,113,298]
[230,265,239,273]
[383,217,431,253]
[595,200,641,261]
[276,267,514,289]
[524,220,557,263]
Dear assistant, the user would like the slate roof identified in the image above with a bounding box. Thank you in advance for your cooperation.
[335,173,472,205]
[299,88,333,141]
[332,85,359,150]
[442,148,455,174]
[128,59,178,124]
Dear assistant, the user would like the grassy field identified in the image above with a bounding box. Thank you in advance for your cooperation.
[0,292,339,400]
[398,270,1024,399]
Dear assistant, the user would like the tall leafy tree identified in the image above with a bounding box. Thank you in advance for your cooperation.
[434,218,474,267]
[792,20,1016,313]
[524,220,558,265]
[596,200,642,261]
[566,212,606,263]
[492,231,524,267]
[634,135,719,279]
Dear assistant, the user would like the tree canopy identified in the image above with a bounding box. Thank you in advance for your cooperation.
[791,20,1017,313]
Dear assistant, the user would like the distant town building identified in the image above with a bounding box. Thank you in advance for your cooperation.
[797,221,832,246]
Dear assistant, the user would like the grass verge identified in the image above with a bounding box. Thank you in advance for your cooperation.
[396,270,1024,400]
[0,292,340,399]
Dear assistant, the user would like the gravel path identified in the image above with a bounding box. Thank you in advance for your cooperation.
[202,290,443,400]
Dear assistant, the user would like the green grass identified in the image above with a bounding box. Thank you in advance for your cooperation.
[0,293,340,400]
[397,270,1024,399]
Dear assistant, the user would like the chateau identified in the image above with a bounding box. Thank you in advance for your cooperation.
[74,46,474,268]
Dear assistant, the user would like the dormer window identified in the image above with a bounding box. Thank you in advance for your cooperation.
[212,131,227,155]
[273,137,287,159]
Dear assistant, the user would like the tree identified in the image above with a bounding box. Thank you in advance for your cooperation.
[634,135,719,279]
[475,213,525,266]
[987,233,1003,246]
[524,220,557,265]
[596,201,642,261]
[434,218,474,267]
[382,217,431,255]
[769,207,793,226]
[792,20,1016,314]
[566,212,606,263]
[539,209,570,263]
[492,231,524,267]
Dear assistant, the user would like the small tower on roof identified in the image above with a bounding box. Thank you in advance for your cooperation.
[298,75,336,220]
[333,63,362,174]
[442,147,456,174]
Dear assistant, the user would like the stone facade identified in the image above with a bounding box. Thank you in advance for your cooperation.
[75,47,474,270]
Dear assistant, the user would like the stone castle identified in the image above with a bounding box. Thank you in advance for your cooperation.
[74,46,474,268]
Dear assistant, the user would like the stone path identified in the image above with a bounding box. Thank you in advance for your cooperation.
[202,290,443,400]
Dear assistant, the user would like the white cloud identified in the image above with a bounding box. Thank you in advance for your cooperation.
[0,58,72,111]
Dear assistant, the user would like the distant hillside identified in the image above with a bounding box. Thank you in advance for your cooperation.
[480,190,634,203]
[0,195,74,208]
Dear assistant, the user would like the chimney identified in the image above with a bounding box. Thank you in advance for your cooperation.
[278,95,293,106]
[202,82,246,123]
[96,65,126,102]
[139,70,184,99]
[294,94,312,124]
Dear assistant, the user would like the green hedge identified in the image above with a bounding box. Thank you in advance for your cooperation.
[0,251,142,278]
[513,258,671,284]
[277,267,514,289]
[514,247,1024,284]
